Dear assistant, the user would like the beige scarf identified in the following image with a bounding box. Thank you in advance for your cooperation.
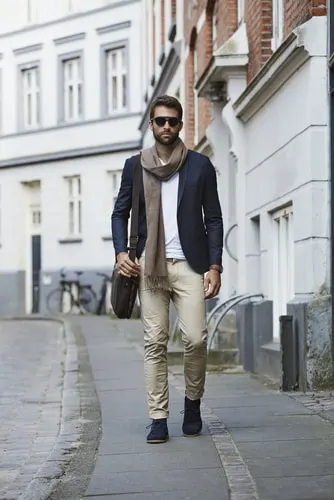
[141,138,188,290]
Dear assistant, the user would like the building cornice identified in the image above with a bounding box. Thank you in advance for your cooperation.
[234,17,326,123]
[139,41,181,134]
[0,112,141,139]
[13,43,43,55]
[0,140,141,168]
[96,21,131,36]
[196,22,249,101]
[53,32,86,45]
[0,0,139,39]
[233,35,308,123]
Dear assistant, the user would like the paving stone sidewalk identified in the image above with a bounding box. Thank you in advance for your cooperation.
[80,317,334,500]
[80,316,229,500]
[0,320,64,500]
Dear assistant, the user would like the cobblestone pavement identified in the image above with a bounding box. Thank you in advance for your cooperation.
[290,391,334,423]
[0,320,64,500]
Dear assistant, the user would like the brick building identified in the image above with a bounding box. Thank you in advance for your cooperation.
[140,0,330,389]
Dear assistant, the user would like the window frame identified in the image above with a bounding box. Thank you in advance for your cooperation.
[26,0,38,25]
[212,1,219,52]
[109,169,122,207]
[67,0,79,14]
[272,205,294,341]
[271,0,284,51]
[58,50,84,124]
[65,175,82,237]
[100,40,129,117]
[17,60,41,131]
[237,0,245,23]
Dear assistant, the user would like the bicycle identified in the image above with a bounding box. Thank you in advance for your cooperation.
[94,270,141,317]
[95,272,113,315]
[46,267,97,315]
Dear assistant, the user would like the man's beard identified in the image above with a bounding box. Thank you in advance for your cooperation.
[153,129,179,146]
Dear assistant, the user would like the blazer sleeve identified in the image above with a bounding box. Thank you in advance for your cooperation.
[203,160,224,268]
[111,158,133,257]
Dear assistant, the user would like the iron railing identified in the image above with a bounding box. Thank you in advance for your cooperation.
[170,293,264,352]
[207,293,263,351]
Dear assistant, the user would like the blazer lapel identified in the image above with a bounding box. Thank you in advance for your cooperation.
[177,156,189,207]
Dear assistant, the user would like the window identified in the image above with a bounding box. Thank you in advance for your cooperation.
[105,47,127,114]
[66,176,82,236]
[238,0,245,22]
[212,2,219,52]
[31,204,42,232]
[272,206,294,340]
[62,56,83,122]
[109,170,122,206]
[21,65,40,129]
[67,0,80,13]
[27,0,38,24]
[272,0,284,51]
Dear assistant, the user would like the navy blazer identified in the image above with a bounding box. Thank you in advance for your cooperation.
[111,150,224,275]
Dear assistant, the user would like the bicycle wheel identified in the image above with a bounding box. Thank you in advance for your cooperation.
[79,287,97,314]
[46,288,73,315]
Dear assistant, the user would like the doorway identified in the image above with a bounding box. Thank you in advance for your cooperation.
[23,181,42,314]
[30,205,42,313]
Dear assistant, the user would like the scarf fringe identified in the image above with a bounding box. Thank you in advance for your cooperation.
[143,276,170,292]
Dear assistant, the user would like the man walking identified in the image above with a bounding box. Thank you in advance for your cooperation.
[111,95,224,444]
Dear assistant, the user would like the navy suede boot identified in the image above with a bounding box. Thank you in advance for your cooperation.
[182,397,202,437]
[146,418,169,444]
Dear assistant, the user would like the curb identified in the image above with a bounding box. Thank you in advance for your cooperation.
[169,370,260,500]
[0,315,102,500]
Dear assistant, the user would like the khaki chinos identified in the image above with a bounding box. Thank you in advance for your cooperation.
[139,257,208,419]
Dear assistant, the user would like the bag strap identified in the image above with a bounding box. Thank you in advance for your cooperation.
[128,154,142,262]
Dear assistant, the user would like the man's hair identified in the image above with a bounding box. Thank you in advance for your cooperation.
[149,95,183,121]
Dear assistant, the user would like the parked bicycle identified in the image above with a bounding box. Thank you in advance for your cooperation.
[46,267,97,315]
[95,272,113,315]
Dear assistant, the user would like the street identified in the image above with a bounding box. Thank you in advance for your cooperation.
[0,320,64,499]
[1,317,334,499]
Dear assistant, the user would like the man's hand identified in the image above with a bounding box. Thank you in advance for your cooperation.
[117,252,141,278]
[204,269,221,299]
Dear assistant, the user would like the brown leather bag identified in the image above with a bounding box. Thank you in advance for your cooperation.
[111,154,142,319]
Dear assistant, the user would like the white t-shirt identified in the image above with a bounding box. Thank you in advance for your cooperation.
[142,158,185,260]
[161,172,185,259]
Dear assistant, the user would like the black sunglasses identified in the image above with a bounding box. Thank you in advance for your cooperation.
[152,116,181,128]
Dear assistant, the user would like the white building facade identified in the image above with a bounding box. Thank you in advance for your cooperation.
[197,13,330,387]
[0,0,142,314]
[142,0,331,388]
